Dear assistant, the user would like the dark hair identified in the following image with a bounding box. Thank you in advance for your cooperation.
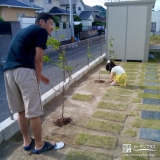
[35,13,54,24]
[106,60,116,72]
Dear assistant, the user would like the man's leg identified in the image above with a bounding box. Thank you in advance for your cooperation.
[30,116,44,150]
[18,111,31,147]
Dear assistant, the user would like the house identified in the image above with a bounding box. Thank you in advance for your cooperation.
[59,0,101,28]
[48,6,71,22]
[151,10,160,32]
[0,0,42,21]
[20,0,60,12]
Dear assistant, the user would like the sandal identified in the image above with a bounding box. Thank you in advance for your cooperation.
[23,137,35,151]
[32,141,55,154]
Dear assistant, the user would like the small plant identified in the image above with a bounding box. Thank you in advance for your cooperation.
[87,39,92,66]
[43,35,78,127]
[108,36,117,61]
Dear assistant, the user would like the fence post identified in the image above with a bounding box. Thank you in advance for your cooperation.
[101,35,103,56]
[10,112,14,120]
[63,46,66,82]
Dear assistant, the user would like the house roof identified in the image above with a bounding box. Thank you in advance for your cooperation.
[59,0,79,5]
[79,11,92,20]
[49,6,70,15]
[95,15,106,22]
[60,0,100,12]
[0,0,42,10]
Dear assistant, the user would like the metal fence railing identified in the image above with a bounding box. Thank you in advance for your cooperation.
[0,35,106,122]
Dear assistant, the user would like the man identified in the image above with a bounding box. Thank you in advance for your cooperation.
[3,13,61,154]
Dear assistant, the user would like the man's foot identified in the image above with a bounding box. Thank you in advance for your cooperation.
[32,141,64,154]
[23,137,35,151]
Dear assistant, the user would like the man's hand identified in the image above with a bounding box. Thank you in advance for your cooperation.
[41,74,50,85]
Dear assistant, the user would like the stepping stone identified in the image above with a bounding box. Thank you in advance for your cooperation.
[141,110,160,120]
[143,98,160,105]
[145,72,157,75]
[146,68,157,70]
[145,76,158,80]
[140,128,160,142]
[144,89,159,94]
[145,82,159,86]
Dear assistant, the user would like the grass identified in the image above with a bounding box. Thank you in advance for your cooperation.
[136,104,160,111]
[98,102,127,111]
[125,69,139,72]
[150,35,160,45]
[86,119,123,134]
[103,94,130,102]
[128,111,139,116]
[100,71,109,74]
[139,85,160,90]
[72,93,93,101]
[132,98,141,103]
[132,118,160,130]
[124,129,136,137]
[93,111,126,122]
[138,93,160,99]
[127,73,137,77]
[74,133,117,150]
[107,87,133,95]
[127,77,136,80]
[127,80,135,85]
[65,150,112,160]
[140,79,159,83]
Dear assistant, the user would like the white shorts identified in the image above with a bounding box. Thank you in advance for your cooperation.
[4,68,44,118]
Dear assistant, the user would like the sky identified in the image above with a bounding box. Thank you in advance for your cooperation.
[83,0,160,10]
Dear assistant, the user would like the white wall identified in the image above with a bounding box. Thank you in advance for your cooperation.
[151,11,160,32]
[19,17,70,41]
[61,15,69,22]
[76,1,85,15]
[107,2,152,61]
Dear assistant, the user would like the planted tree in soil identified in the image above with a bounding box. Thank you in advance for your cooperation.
[94,35,105,84]
[108,36,117,61]
[43,37,77,127]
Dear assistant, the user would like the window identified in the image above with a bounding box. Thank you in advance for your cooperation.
[29,0,34,3]
[151,22,156,32]
[46,0,51,3]
[17,13,20,18]
[22,13,25,17]
[66,7,69,11]
[78,7,81,11]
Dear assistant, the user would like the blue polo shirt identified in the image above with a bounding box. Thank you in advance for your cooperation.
[3,25,48,71]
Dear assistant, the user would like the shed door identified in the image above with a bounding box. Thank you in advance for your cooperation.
[126,6,147,60]
[107,6,127,60]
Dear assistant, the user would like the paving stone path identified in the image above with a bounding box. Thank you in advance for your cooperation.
[0,61,160,160]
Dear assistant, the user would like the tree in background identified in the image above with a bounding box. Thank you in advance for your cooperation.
[73,15,82,34]
[53,16,60,27]
[0,17,4,21]
[93,5,106,17]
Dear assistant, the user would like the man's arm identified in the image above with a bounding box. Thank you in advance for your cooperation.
[35,47,43,84]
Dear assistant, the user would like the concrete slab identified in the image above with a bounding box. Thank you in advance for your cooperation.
[140,128,160,142]
[145,72,157,74]
[0,126,3,143]
[141,110,160,120]
[145,76,158,80]
[146,68,157,70]
[143,89,159,94]
[144,82,159,86]
[143,98,160,105]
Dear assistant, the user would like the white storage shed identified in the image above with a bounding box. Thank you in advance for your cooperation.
[105,0,156,62]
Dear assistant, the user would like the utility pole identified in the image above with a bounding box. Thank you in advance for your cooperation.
[69,0,74,42]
